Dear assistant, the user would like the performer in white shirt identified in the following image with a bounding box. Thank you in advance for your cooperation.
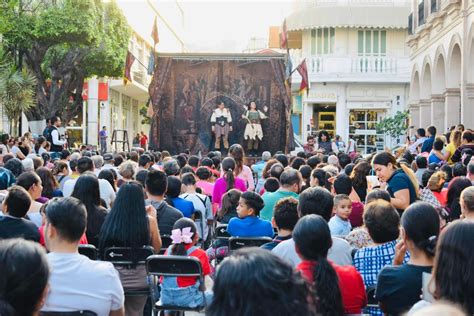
[210,101,233,150]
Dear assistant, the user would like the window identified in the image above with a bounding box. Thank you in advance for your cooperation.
[311,28,335,55]
[357,30,387,56]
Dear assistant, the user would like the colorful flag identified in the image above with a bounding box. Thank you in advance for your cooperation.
[123,51,135,85]
[280,19,288,50]
[296,59,309,95]
[147,48,155,75]
[152,16,160,47]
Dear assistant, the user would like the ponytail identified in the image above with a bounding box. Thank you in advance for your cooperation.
[312,257,344,316]
[400,163,419,198]
[418,235,437,257]
[225,168,235,192]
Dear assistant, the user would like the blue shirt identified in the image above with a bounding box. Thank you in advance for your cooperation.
[387,169,417,213]
[328,215,352,236]
[171,197,195,218]
[227,216,274,238]
[428,152,442,164]
[421,136,435,153]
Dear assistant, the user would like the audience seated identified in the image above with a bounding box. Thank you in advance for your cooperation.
[294,214,366,314]
[207,248,311,316]
[166,176,195,218]
[260,169,301,221]
[261,197,298,251]
[16,171,44,227]
[227,191,273,238]
[41,197,125,315]
[272,186,353,266]
[0,238,50,315]
[0,185,39,242]
[376,202,439,315]
[99,182,161,316]
[145,169,183,235]
[62,157,116,207]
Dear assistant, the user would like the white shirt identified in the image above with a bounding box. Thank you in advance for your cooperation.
[38,147,47,155]
[408,137,427,154]
[179,192,213,240]
[272,237,353,267]
[63,177,116,207]
[42,253,124,316]
[51,128,66,146]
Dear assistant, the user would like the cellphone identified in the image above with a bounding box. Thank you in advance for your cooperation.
[422,272,435,303]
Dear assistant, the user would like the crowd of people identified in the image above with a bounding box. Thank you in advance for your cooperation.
[0,122,474,316]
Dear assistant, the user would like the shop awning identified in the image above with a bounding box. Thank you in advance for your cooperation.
[287,5,410,31]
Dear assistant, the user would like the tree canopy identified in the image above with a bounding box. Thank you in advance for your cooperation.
[1,0,131,122]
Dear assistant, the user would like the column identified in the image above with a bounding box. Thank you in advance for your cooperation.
[336,86,348,142]
[444,88,461,129]
[431,94,445,132]
[410,104,420,130]
[419,99,431,128]
[87,78,99,146]
[462,84,474,125]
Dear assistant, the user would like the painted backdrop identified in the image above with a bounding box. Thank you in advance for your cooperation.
[148,54,293,154]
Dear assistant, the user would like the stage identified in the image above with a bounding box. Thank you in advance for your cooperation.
[148,53,294,155]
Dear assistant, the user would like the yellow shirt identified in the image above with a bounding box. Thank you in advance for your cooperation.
[446,142,457,164]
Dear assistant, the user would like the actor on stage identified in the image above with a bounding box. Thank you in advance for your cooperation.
[211,101,233,150]
[243,101,268,156]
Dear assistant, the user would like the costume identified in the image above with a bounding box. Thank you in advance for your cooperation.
[243,109,267,153]
[210,108,232,150]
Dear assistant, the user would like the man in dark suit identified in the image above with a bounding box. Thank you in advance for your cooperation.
[0,186,40,242]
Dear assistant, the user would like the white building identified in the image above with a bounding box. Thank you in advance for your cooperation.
[407,0,474,133]
[69,0,187,149]
[286,0,411,154]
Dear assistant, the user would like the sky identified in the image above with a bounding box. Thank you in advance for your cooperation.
[116,0,292,53]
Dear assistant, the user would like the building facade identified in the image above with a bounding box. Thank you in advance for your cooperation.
[286,0,411,153]
[407,0,474,133]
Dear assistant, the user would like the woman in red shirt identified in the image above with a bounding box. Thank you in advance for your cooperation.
[294,214,367,315]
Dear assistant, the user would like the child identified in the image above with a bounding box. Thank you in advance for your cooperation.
[227,191,274,238]
[263,177,280,194]
[261,197,298,251]
[161,218,212,309]
[212,157,246,208]
[196,166,215,197]
[218,189,241,224]
[328,194,352,236]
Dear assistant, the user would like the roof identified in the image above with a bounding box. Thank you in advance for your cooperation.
[287,5,410,31]
[155,52,286,60]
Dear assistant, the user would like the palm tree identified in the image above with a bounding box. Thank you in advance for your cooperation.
[0,49,36,136]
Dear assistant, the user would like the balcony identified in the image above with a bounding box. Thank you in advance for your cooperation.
[292,55,410,84]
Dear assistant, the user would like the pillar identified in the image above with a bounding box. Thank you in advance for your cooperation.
[462,84,474,125]
[87,78,99,146]
[419,99,431,129]
[444,88,461,129]
[431,94,445,132]
[410,104,420,130]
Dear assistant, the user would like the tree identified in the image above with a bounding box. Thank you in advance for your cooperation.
[1,0,130,123]
[0,48,37,136]
[376,110,409,140]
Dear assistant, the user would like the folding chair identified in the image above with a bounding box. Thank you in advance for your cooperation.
[228,237,273,251]
[159,235,172,254]
[104,246,154,297]
[214,224,230,239]
[146,255,206,316]
[40,312,97,316]
[78,244,98,260]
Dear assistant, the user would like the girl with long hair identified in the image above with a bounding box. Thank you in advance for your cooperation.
[36,167,63,199]
[34,136,48,155]
[228,144,255,191]
[372,152,419,213]
[294,214,366,315]
[350,160,371,202]
[16,171,43,227]
[218,189,241,223]
[446,130,461,164]
[376,202,440,315]
[99,181,161,315]
[445,176,472,220]
[160,218,212,308]
[212,157,246,208]
[72,173,108,247]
